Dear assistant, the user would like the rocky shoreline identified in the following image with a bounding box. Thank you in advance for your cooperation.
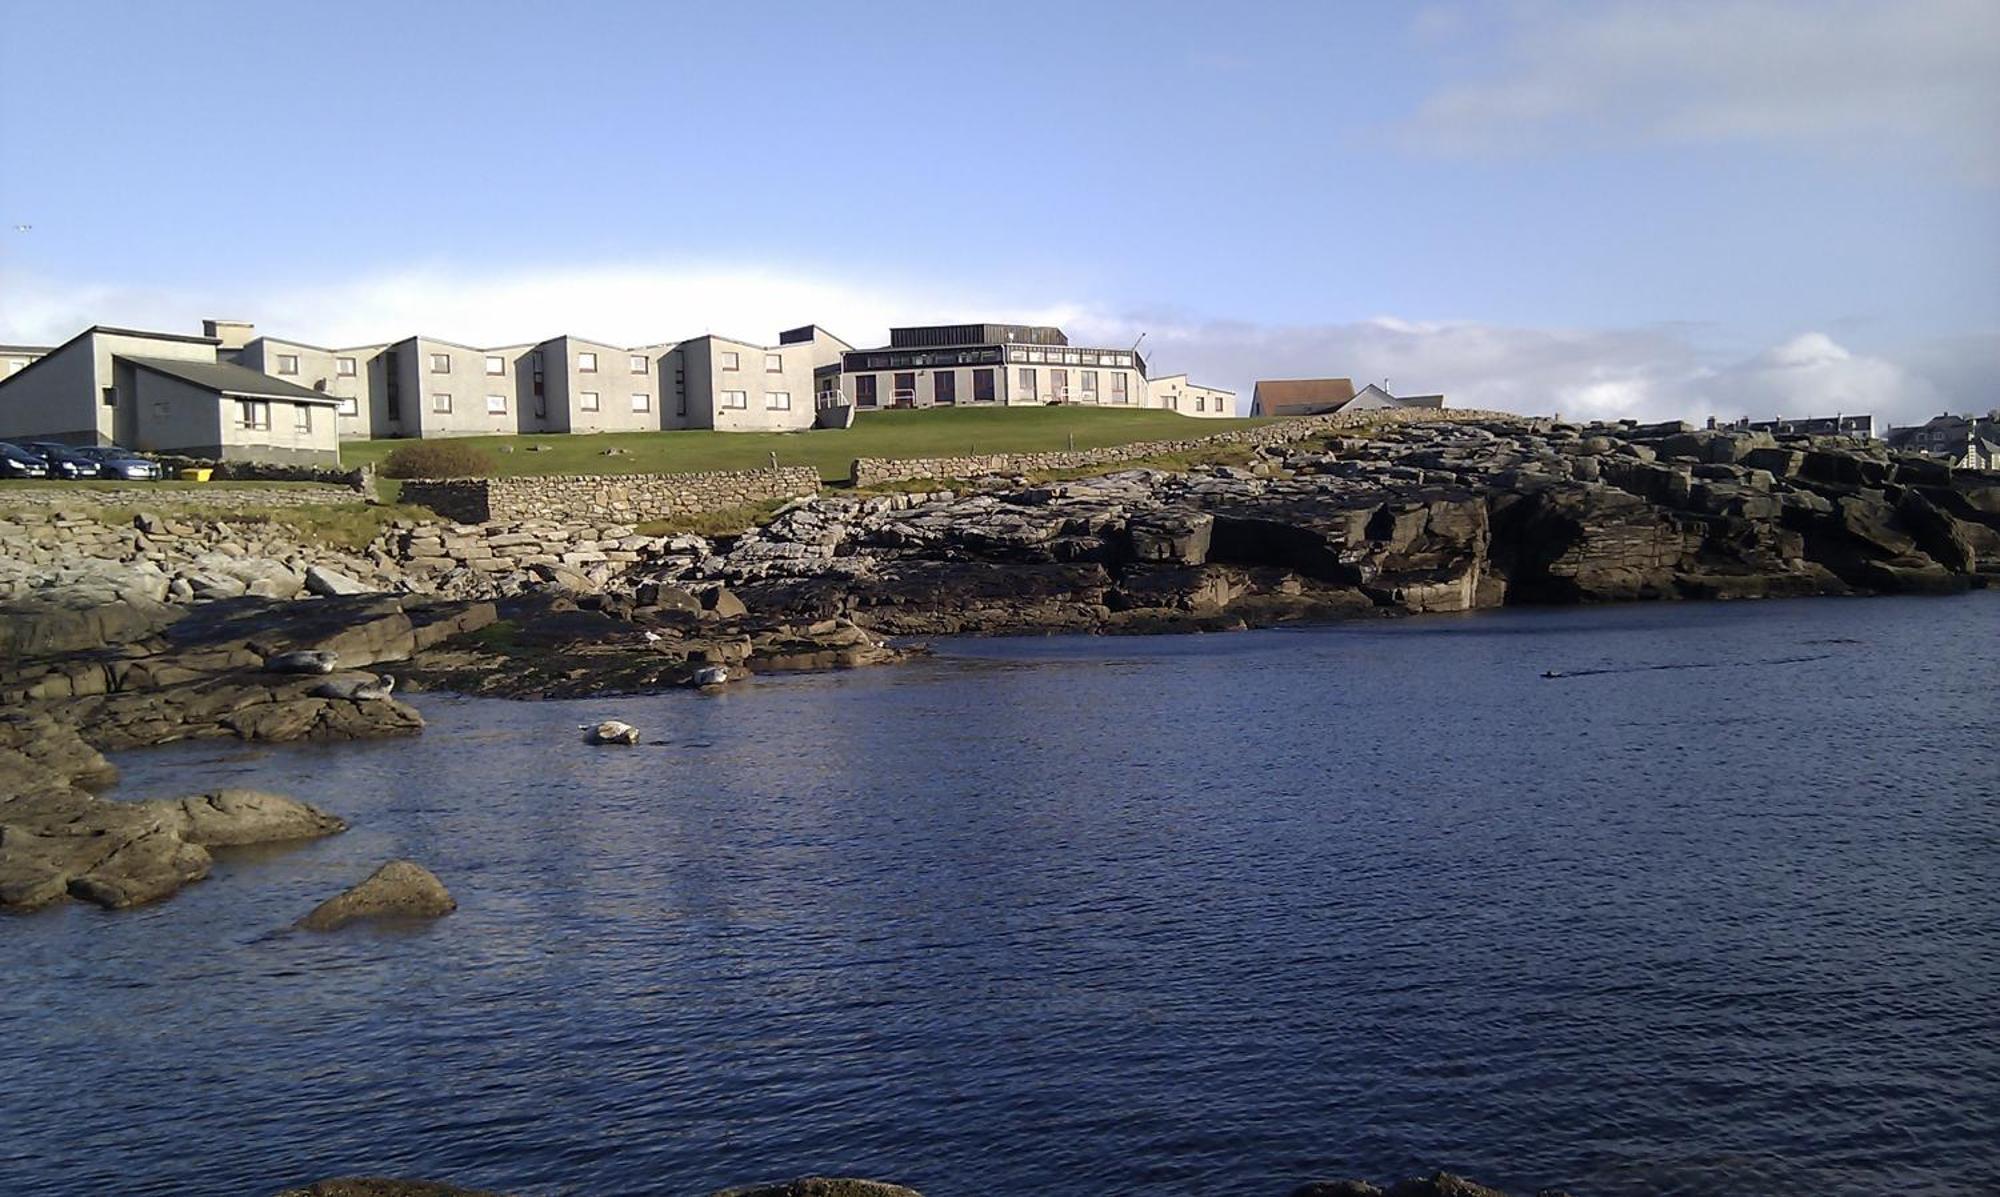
[4,416,1995,913]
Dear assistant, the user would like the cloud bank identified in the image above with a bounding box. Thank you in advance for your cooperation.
[0,264,1977,429]
[1402,0,2000,181]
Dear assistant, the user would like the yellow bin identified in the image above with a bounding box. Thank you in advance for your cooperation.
[178,467,213,482]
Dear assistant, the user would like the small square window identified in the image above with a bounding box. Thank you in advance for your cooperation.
[336,357,357,377]
[579,391,600,412]
[578,352,598,372]
[486,394,507,414]
[337,397,359,417]
[432,393,452,413]
[764,353,783,372]
[766,391,791,410]
[276,354,300,375]
[430,353,451,373]
[630,354,648,373]
[485,355,506,375]
[631,393,650,412]
[721,351,740,371]
[722,390,747,409]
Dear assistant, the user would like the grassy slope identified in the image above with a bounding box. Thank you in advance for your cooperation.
[341,407,1268,482]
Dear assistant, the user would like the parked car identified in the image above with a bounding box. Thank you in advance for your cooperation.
[70,445,164,481]
[0,442,51,479]
[23,441,102,479]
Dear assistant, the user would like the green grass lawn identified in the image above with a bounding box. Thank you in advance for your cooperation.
[340,406,1268,482]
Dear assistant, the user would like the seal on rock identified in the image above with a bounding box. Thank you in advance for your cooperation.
[581,719,640,745]
[265,649,339,674]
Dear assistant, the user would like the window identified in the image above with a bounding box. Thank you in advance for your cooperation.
[765,353,783,373]
[894,372,916,404]
[866,355,888,369]
[485,355,506,375]
[238,400,270,429]
[1018,367,1037,400]
[1081,370,1097,397]
[295,404,313,432]
[1051,368,1068,401]
[579,390,600,412]
[276,353,300,375]
[934,371,956,404]
[336,357,357,377]
[630,354,648,373]
[721,351,740,370]
[430,353,451,373]
[432,393,453,413]
[631,393,651,412]
[102,387,117,408]
[487,394,507,414]
[338,397,359,417]
[1194,396,1205,412]
[766,391,791,410]
[1111,373,1129,403]
[578,351,599,372]
[855,375,878,406]
[722,390,748,409]
[972,369,995,402]
[676,389,687,416]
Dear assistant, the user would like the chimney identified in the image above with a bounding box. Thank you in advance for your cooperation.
[202,319,255,351]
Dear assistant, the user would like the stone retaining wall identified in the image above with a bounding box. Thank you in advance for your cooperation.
[398,467,823,524]
[0,483,365,510]
[848,408,1530,486]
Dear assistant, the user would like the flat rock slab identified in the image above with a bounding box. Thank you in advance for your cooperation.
[0,787,346,912]
[298,859,456,931]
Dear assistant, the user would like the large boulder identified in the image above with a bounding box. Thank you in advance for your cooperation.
[297,859,456,931]
[1127,511,1215,565]
[304,565,373,597]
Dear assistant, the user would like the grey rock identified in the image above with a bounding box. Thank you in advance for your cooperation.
[305,565,372,597]
[296,859,456,931]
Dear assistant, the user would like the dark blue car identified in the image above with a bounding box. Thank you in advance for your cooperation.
[0,441,51,479]
[23,441,103,479]
[70,444,164,480]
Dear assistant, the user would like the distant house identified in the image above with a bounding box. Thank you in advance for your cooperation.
[0,325,341,464]
[1250,378,1355,417]
[1148,374,1237,417]
[1344,383,1444,413]
[1886,412,2000,466]
[1,344,49,380]
[1888,417,2000,469]
[1250,378,1446,418]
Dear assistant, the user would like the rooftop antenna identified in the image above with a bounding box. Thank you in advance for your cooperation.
[1131,332,1148,354]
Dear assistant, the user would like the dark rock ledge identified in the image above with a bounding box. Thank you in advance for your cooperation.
[273,1169,1572,1197]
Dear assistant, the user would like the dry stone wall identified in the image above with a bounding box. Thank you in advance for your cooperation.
[848,408,1531,486]
[0,483,364,510]
[398,467,822,524]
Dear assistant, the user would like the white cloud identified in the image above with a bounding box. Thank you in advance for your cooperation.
[0,264,1974,430]
[0,262,1075,353]
[1070,312,1954,427]
[1401,0,2000,181]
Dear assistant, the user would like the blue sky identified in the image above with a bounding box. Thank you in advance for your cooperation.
[1,0,1994,423]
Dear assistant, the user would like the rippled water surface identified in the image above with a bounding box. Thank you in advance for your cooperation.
[4,595,1998,1197]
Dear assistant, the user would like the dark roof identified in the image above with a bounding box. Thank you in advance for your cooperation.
[121,356,343,404]
[1253,377,1356,414]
